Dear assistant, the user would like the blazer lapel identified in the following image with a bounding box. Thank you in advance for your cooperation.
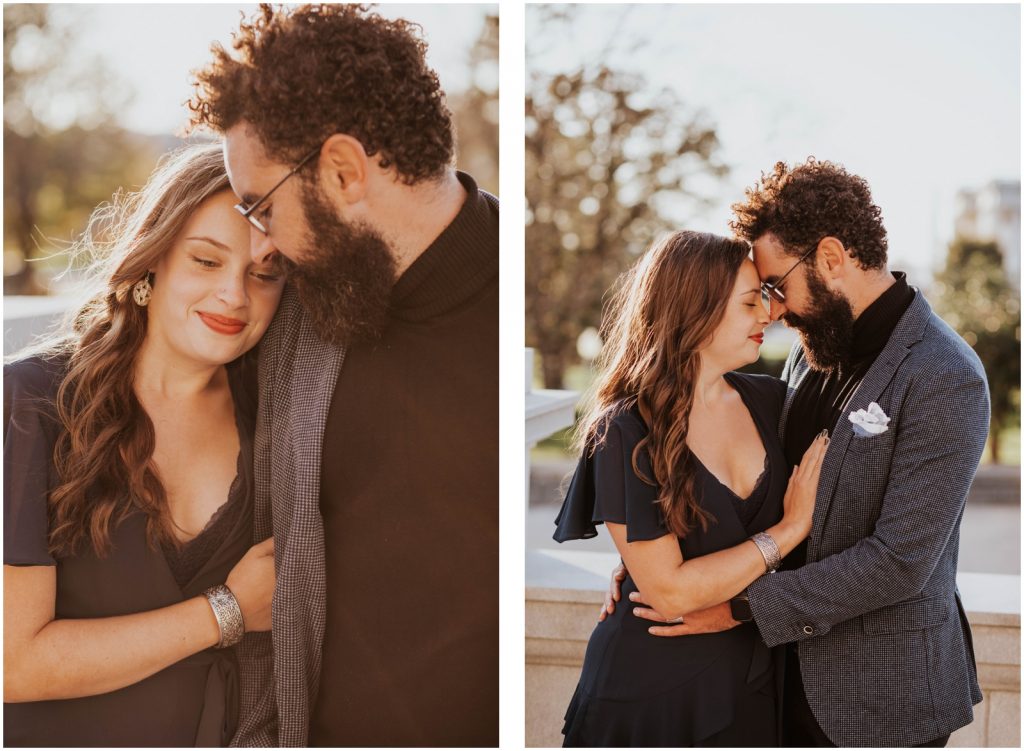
[778,349,807,441]
[807,291,930,554]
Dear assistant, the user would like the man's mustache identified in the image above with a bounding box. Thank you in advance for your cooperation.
[781,312,805,329]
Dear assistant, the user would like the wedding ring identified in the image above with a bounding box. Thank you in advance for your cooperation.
[669,616,685,624]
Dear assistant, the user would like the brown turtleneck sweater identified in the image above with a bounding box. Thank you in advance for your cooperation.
[309,172,498,747]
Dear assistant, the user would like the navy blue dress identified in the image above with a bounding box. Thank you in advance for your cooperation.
[553,371,788,747]
[3,354,256,747]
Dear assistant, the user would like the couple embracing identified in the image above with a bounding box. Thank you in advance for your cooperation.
[555,159,987,747]
[5,5,498,747]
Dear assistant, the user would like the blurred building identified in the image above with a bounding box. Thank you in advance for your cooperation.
[955,180,1021,287]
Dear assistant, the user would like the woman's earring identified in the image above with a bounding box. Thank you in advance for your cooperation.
[132,274,153,307]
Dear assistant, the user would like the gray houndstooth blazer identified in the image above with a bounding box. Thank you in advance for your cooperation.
[747,289,988,746]
[231,285,344,747]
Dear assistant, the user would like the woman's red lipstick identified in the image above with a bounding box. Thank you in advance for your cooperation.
[198,312,246,335]
[749,333,764,344]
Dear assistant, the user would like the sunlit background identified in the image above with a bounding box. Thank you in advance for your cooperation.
[4,3,497,296]
[525,4,1019,574]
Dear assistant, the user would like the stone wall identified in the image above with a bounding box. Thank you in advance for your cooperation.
[526,550,1021,748]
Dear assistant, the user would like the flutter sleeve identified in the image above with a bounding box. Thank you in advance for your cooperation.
[4,358,63,566]
[553,410,669,544]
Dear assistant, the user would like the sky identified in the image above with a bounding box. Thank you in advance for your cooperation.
[527,3,1021,281]
[43,4,493,136]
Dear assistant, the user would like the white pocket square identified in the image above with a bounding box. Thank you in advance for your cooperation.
[848,402,890,437]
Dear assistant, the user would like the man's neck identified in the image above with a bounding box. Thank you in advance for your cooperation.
[376,170,468,277]
[849,268,899,320]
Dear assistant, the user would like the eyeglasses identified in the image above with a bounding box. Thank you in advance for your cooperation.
[759,244,818,305]
[233,144,322,235]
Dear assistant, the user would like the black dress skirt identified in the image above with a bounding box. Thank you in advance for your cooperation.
[553,371,788,748]
[3,354,257,747]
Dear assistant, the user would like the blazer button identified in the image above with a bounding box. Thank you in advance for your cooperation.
[802,625,814,635]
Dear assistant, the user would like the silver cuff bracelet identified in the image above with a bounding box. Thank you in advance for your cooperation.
[749,532,782,573]
[204,584,245,648]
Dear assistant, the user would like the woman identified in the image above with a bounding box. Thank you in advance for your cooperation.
[553,230,828,747]
[3,143,285,746]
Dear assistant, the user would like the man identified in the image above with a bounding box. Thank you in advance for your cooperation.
[189,5,497,746]
[608,158,987,747]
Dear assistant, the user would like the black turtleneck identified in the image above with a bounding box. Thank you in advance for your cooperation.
[310,172,498,746]
[782,271,914,570]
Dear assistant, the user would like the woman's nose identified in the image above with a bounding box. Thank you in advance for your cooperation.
[217,273,249,308]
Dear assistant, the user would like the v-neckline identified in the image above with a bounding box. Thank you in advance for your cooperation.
[156,372,248,595]
[688,372,769,503]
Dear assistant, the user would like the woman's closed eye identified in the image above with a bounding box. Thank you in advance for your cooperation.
[251,270,282,283]
[191,255,219,269]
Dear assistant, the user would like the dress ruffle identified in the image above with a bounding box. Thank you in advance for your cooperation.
[562,642,777,747]
[553,406,668,544]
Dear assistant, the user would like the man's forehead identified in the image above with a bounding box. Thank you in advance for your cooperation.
[751,235,789,280]
[223,124,275,201]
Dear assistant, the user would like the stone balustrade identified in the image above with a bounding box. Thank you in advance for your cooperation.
[4,295,74,356]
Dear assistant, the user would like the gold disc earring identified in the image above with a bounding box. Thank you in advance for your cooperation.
[132,275,153,307]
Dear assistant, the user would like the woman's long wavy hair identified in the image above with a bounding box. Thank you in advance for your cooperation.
[574,231,750,538]
[24,143,234,558]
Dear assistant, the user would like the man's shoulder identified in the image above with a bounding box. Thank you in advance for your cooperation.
[259,286,307,355]
[908,305,987,384]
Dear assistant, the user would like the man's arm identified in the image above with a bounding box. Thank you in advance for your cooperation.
[230,632,278,747]
[747,365,989,648]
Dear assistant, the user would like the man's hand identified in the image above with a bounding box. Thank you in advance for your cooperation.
[597,561,628,621]
[629,592,740,636]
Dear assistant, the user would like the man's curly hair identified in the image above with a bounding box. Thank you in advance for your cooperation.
[730,158,888,270]
[189,4,454,185]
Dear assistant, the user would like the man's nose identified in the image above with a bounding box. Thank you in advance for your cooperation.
[769,297,787,322]
[250,228,278,266]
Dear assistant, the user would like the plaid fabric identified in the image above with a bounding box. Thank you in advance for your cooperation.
[231,285,344,747]
[748,291,988,747]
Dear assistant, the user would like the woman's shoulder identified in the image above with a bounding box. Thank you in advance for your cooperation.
[598,399,647,437]
[4,353,70,406]
[554,399,664,544]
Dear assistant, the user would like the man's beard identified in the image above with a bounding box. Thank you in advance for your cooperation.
[288,183,397,347]
[781,267,856,373]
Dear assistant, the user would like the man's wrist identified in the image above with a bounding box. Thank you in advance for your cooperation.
[729,589,753,623]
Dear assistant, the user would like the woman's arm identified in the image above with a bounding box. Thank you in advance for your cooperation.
[606,432,828,620]
[3,537,274,703]
[606,521,801,621]
[4,564,218,702]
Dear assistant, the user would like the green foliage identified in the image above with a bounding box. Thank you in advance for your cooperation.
[932,237,1021,464]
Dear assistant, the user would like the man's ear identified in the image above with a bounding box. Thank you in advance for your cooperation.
[319,134,370,205]
[817,236,847,280]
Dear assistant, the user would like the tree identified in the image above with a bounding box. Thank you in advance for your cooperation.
[449,13,498,195]
[932,238,1021,464]
[526,62,727,388]
[3,5,155,295]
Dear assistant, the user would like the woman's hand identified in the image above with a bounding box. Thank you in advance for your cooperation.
[598,560,628,621]
[225,537,275,632]
[775,431,829,546]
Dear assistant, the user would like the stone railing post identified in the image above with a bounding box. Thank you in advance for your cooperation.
[524,348,578,505]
